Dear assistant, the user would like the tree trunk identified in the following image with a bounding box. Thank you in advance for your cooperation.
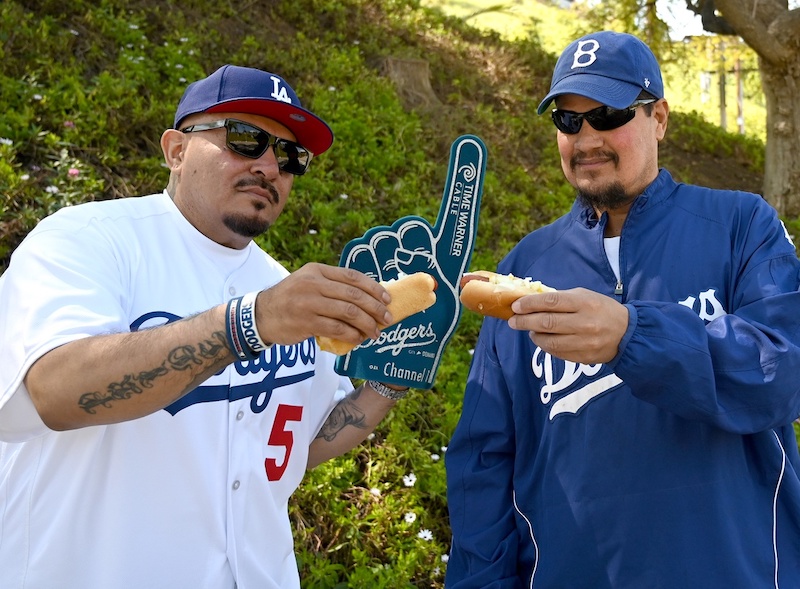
[759,54,800,217]
[698,0,800,217]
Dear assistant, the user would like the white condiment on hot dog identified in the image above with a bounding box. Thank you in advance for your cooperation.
[459,270,554,320]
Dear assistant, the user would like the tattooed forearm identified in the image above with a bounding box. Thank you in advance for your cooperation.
[78,368,165,414]
[168,333,229,370]
[315,387,368,442]
[78,331,230,414]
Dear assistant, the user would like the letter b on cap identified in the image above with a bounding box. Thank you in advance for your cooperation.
[572,39,600,70]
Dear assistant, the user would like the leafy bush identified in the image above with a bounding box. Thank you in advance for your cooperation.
[668,109,765,170]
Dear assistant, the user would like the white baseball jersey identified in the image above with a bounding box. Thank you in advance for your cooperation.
[0,191,350,589]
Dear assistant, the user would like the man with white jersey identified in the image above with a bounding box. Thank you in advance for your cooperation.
[0,64,410,589]
[445,32,800,588]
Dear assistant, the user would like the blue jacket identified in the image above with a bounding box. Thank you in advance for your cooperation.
[445,170,800,588]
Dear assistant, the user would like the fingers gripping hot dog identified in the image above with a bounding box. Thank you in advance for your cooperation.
[317,272,437,355]
[459,270,555,320]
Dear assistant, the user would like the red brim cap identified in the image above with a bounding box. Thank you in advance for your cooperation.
[174,65,334,156]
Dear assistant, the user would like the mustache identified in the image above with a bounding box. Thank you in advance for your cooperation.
[235,177,280,204]
[571,150,619,168]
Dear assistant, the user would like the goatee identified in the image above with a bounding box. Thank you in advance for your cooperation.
[223,214,271,238]
[223,177,280,238]
[577,181,636,211]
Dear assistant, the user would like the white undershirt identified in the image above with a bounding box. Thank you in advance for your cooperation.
[604,236,621,281]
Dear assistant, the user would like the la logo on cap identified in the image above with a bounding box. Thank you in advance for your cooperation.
[270,75,292,104]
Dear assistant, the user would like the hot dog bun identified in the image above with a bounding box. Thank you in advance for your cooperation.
[317,272,437,355]
[459,270,554,320]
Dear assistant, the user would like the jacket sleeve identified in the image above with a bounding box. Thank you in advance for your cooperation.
[613,201,800,434]
[445,325,524,588]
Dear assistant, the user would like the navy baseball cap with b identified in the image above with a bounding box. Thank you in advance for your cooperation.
[174,64,334,156]
[537,31,663,115]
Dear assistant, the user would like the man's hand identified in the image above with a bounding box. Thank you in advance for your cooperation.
[255,263,392,348]
[508,288,629,365]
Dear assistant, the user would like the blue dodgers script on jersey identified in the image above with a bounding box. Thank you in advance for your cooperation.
[130,311,315,416]
[334,135,486,389]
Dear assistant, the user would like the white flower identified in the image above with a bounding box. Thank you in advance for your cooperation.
[308,229,318,235]
[0,138,12,146]
[45,185,59,194]
[417,529,433,541]
[328,86,336,92]
[175,63,184,69]
[402,473,416,487]
[430,453,440,462]
[32,94,42,101]
[441,554,450,563]
[404,512,416,523]
[129,24,139,29]
[180,37,189,43]
[369,487,381,496]
[367,432,375,440]
[469,348,475,356]
[433,566,441,576]
[441,446,448,453]
[20,174,29,181]
[339,193,349,200]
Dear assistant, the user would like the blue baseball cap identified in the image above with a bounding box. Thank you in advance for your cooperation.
[174,64,334,155]
[537,31,663,115]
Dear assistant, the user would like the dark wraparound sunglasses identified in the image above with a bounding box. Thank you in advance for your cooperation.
[551,99,657,135]
[180,118,312,176]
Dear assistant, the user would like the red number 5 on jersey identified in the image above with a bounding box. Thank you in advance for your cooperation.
[265,404,304,481]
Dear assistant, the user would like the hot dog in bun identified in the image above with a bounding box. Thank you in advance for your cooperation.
[317,272,437,355]
[459,270,555,320]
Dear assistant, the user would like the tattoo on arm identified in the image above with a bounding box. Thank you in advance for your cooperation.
[315,386,368,442]
[78,331,230,414]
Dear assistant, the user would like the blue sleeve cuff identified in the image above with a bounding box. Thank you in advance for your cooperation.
[607,302,637,370]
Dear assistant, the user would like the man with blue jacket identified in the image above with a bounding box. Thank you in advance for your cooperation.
[445,31,800,588]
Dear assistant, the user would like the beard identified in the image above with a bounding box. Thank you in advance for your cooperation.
[222,213,271,238]
[222,178,280,238]
[576,181,636,211]
[570,150,637,211]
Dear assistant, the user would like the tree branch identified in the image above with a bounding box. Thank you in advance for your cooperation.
[713,0,792,65]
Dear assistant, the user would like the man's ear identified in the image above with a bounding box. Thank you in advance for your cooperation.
[161,128,186,170]
[654,99,669,141]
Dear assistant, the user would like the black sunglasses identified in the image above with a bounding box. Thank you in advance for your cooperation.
[180,118,312,176]
[551,99,657,135]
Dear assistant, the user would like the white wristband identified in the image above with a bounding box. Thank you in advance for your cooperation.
[239,291,273,355]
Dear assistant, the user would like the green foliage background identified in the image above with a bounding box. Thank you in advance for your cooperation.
[1,1,794,587]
